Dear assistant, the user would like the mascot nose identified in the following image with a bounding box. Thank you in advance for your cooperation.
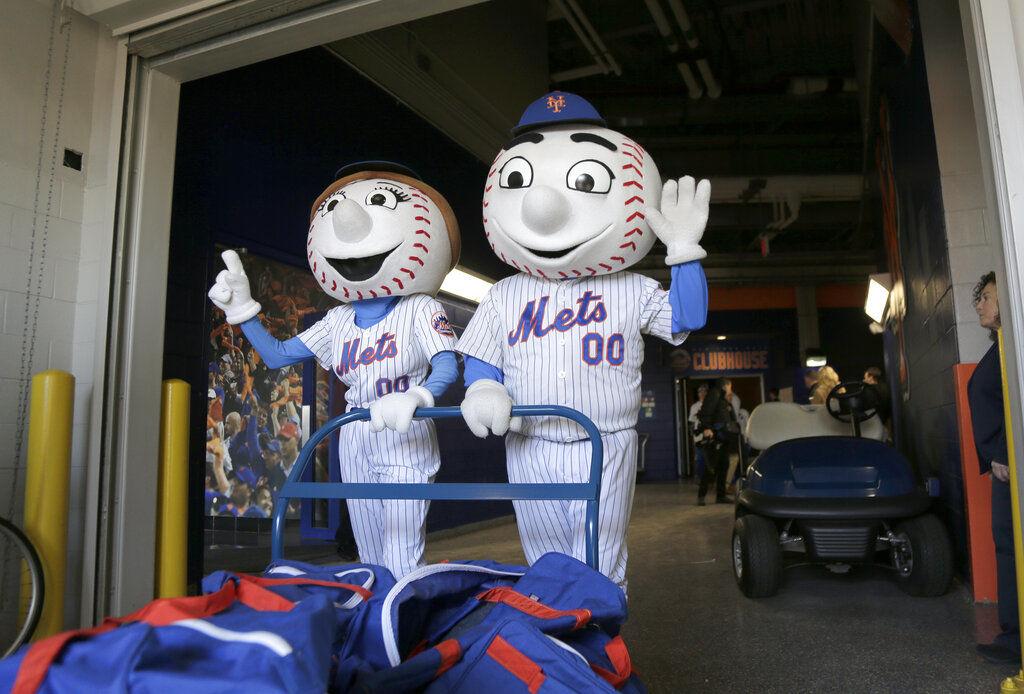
[521,185,571,235]
[331,199,373,243]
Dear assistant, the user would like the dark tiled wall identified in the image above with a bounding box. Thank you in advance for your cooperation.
[879,4,966,565]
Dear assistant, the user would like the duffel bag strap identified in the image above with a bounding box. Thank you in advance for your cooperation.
[475,587,591,630]
[235,573,373,602]
[13,578,295,694]
[589,636,635,689]
[486,635,547,694]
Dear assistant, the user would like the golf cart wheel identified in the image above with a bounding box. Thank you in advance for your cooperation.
[892,514,953,597]
[732,515,782,598]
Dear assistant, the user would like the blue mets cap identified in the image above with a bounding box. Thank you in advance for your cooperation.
[511,91,606,135]
[333,161,421,181]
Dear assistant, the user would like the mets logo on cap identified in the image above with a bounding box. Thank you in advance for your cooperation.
[512,91,607,135]
[432,311,455,337]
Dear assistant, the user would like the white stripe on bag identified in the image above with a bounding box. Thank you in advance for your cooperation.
[172,619,294,657]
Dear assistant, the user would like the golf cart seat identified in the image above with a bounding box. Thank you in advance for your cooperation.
[745,402,885,451]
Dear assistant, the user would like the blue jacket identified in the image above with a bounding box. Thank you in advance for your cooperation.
[968,342,1008,474]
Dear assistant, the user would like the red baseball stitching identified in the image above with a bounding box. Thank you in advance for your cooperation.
[624,196,644,206]
[559,271,569,278]
[413,204,429,211]
[357,291,363,300]
[599,263,612,271]
[622,164,643,177]
[393,277,404,290]
[381,284,391,295]
[320,271,326,283]
[627,211,645,222]
[625,228,643,237]
[313,261,317,272]
[416,230,431,238]
[409,256,424,267]
[621,241,637,251]
[413,243,429,253]
[331,280,337,291]
[624,181,643,190]
[344,287,350,298]
[586,267,597,275]
[401,268,416,278]
[611,256,625,264]
[415,216,431,225]
[411,192,428,202]
[623,151,642,166]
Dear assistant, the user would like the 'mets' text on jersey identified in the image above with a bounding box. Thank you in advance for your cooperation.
[298,294,456,409]
[457,272,689,442]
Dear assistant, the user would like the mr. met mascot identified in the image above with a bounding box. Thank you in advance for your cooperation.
[457,93,710,590]
[209,162,461,578]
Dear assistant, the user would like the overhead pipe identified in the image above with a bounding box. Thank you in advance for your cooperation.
[676,63,703,100]
[666,0,721,98]
[564,0,622,76]
[643,0,680,53]
[644,0,702,99]
[552,0,610,76]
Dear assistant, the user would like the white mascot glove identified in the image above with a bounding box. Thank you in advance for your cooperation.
[369,385,434,434]
[460,379,521,438]
[644,176,711,265]
[208,249,262,325]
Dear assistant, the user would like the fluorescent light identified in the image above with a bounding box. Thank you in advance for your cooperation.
[864,273,892,324]
[440,266,494,304]
[716,335,727,341]
[805,356,827,367]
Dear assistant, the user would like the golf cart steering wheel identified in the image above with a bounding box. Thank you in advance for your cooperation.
[825,381,879,425]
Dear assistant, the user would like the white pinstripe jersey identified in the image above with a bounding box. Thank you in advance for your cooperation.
[456,271,688,442]
[298,294,456,409]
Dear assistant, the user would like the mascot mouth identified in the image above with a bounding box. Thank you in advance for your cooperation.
[523,243,583,259]
[514,223,613,262]
[324,245,399,282]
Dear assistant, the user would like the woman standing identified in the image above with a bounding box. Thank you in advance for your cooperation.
[969,272,1018,664]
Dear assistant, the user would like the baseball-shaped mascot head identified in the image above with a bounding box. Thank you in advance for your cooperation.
[482,92,661,278]
[307,162,460,301]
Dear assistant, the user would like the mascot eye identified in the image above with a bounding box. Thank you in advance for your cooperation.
[499,156,534,189]
[365,189,398,209]
[319,192,346,217]
[566,160,614,194]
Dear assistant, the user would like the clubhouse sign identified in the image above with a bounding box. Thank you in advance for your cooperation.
[669,341,771,375]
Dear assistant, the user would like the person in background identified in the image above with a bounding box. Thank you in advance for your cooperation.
[810,366,840,405]
[689,383,709,479]
[767,388,780,403]
[863,366,892,434]
[969,272,1018,664]
[697,378,738,505]
[723,378,741,418]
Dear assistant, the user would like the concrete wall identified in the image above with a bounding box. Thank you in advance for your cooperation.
[328,0,548,163]
[0,0,123,627]
[919,0,1002,364]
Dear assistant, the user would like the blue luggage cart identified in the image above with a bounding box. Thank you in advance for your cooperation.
[272,406,605,569]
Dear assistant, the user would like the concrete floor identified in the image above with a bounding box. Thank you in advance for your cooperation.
[208,482,1016,692]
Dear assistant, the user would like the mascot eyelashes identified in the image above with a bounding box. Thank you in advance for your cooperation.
[209,162,460,578]
[457,92,710,591]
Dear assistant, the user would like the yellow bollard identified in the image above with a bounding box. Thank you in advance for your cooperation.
[998,331,1024,693]
[156,379,190,598]
[23,370,74,639]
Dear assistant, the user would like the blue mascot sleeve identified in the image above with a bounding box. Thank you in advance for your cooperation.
[423,351,459,399]
[670,261,708,333]
[463,356,504,387]
[240,317,315,369]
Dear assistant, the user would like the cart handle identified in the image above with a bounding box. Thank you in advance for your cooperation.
[271,405,603,570]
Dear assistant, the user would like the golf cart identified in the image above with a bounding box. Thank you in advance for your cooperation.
[731,382,953,598]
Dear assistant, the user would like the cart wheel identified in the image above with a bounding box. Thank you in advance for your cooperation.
[892,513,953,597]
[732,515,782,598]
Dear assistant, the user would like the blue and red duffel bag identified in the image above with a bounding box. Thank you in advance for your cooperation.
[349,552,644,693]
[0,572,369,693]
